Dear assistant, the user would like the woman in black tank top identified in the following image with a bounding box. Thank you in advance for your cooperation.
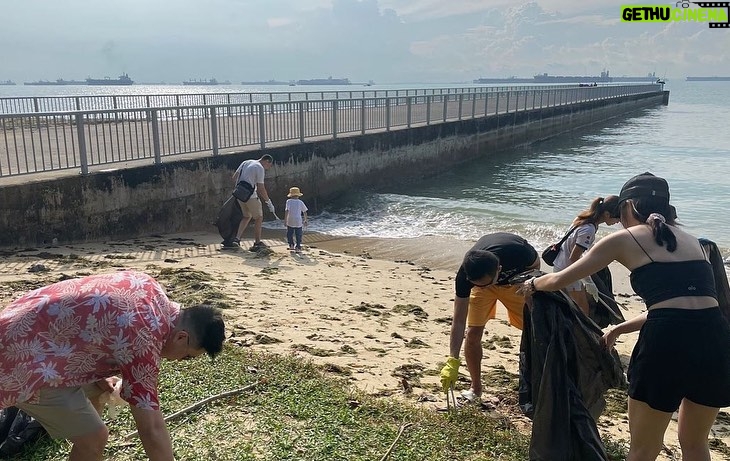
[519,172,730,461]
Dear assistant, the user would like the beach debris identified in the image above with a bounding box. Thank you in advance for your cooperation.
[28,263,49,273]
[392,304,428,319]
[352,302,388,317]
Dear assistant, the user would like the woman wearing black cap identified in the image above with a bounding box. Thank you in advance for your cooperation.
[521,172,730,460]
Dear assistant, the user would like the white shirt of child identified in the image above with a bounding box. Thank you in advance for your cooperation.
[285,199,308,227]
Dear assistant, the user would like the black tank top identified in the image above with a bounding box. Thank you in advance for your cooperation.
[630,260,717,306]
[627,230,717,306]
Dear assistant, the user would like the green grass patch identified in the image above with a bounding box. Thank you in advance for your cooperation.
[16,346,532,461]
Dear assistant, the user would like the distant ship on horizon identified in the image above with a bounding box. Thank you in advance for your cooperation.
[241,79,291,85]
[686,76,730,81]
[86,73,134,85]
[297,76,351,85]
[182,78,231,86]
[24,78,86,86]
[0,80,16,86]
[474,71,661,84]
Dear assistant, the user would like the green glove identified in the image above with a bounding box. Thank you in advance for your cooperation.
[439,357,460,392]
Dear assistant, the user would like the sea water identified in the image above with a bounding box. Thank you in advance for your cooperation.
[309,80,730,259]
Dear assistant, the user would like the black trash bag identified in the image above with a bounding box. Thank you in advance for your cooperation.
[519,288,625,461]
[215,195,243,246]
[588,266,625,329]
[0,408,48,459]
[699,238,730,325]
[0,408,19,442]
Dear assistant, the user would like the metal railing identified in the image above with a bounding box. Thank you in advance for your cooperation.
[0,84,662,178]
[0,84,622,115]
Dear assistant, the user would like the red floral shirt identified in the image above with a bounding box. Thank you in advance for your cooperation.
[0,271,179,410]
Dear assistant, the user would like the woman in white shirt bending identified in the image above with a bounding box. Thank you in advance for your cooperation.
[553,195,620,314]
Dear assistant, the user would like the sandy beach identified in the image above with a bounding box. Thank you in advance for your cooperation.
[1,229,728,459]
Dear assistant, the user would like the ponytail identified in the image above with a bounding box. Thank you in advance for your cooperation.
[646,213,677,251]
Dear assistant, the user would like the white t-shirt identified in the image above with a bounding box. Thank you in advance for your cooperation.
[234,160,265,199]
[285,199,308,227]
[552,223,597,271]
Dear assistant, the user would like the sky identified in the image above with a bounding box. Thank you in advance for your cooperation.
[1,0,729,83]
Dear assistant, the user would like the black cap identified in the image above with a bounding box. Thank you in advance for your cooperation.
[618,172,670,204]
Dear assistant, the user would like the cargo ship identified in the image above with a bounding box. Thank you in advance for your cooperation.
[24,78,86,86]
[86,73,134,85]
[296,76,351,85]
[686,76,730,81]
[241,79,291,85]
[0,80,16,86]
[474,71,661,85]
[182,78,231,85]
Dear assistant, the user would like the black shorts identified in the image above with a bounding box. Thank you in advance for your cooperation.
[628,307,730,413]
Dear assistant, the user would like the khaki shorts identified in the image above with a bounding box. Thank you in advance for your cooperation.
[15,384,105,439]
[467,284,525,330]
[238,197,262,219]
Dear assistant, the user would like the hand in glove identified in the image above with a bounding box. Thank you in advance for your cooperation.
[264,199,275,213]
[439,357,460,392]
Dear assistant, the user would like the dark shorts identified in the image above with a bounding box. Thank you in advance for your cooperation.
[628,307,730,412]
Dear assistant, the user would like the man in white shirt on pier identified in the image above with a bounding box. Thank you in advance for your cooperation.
[232,154,275,250]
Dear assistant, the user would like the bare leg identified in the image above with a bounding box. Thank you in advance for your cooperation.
[568,289,590,316]
[236,216,252,240]
[253,216,264,243]
[677,398,719,461]
[627,398,672,461]
[464,325,485,396]
[69,426,109,461]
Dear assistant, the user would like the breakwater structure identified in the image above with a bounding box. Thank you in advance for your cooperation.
[0,83,669,247]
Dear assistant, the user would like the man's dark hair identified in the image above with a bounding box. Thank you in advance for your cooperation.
[179,304,226,359]
[260,154,274,163]
[462,250,499,281]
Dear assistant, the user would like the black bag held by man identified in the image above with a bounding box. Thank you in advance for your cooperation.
[232,181,255,202]
[541,226,577,266]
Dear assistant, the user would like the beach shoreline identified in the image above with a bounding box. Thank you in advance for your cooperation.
[0,229,727,459]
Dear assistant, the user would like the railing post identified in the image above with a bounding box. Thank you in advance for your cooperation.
[505,92,510,113]
[210,106,219,156]
[407,96,412,128]
[76,113,89,175]
[426,95,431,125]
[176,95,181,120]
[442,95,447,122]
[495,92,500,115]
[386,97,391,131]
[458,93,463,120]
[75,97,81,111]
[259,104,266,149]
[113,96,118,121]
[484,92,489,116]
[360,99,366,134]
[332,99,338,139]
[151,109,162,164]
[540,91,543,108]
[524,91,528,111]
[300,101,306,142]
[33,97,39,113]
[471,93,476,118]
[532,91,536,109]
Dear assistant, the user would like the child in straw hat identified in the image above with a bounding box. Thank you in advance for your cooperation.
[285,187,308,252]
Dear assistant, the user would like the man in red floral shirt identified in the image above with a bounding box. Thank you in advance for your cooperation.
[0,270,226,461]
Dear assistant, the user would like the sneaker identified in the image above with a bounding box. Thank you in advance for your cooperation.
[232,238,240,246]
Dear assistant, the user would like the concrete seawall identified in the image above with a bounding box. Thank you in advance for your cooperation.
[0,91,666,247]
